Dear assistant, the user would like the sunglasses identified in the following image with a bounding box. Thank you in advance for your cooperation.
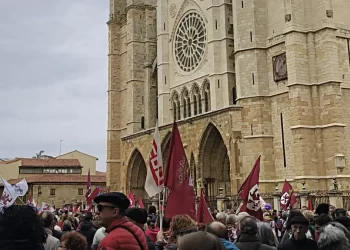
[97,204,118,212]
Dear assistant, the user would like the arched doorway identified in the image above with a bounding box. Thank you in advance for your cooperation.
[128,149,147,198]
[199,123,231,199]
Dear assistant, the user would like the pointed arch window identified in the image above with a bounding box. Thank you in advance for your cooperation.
[203,80,211,112]
[193,85,201,116]
[182,89,190,119]
[232,87,237,105]
[193,95,198,115]
[172,92,180,121]
[141,116,145,130]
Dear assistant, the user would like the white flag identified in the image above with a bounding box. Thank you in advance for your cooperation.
[41,202,55,212]
[12,179,28,196]
[145,121,164,197]
[0,178,17,209]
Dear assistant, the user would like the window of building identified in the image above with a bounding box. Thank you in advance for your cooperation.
[78,188,83,196]
[141,116,145,130]
[173,101,177,120]
[172,92,180,121]
[348,39,350,66]
[50,188,56,196]
[183,100,187,118]
[193,95,198,115]
[174,12,207,72]
[232,87,237,104]
[203,80,211,112]
[182,88,190,119]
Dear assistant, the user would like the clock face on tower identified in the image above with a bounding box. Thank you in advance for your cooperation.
[272,53,288,82]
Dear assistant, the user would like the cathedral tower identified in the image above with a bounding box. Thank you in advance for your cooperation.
[233,0,350,190]
[107,0,157,191]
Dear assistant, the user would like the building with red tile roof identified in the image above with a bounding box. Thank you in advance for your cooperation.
[0,151,106,208]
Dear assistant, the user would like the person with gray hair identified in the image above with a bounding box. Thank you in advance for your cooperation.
[235,216,276,250]
[205,221,239,250]
[40,212,60,250]
[257,222,277,249]
[226,214,238,243]
[216,212,228,225]
[318,224,350,250]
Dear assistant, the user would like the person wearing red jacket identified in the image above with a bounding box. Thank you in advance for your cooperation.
[94,192,147,250]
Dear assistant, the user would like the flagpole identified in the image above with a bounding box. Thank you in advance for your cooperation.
[233,190,242,214]
[158,191,163,230]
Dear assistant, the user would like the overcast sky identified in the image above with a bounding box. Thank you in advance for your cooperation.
[0,1,109,171]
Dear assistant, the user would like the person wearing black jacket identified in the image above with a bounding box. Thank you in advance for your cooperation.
[278,216,319,250]
[78,212,97,250]
[126,207,156,250]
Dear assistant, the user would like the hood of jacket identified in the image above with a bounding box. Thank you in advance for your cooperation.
[80,220,93,231]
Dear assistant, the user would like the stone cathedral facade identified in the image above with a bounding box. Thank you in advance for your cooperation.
[107,0,350,202]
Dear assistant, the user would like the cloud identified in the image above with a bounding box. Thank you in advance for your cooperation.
[0,1,109,170]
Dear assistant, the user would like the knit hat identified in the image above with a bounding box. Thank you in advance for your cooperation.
[315,203,329,215]
[126,208,148,224]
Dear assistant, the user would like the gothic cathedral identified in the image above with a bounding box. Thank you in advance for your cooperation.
[107,0,350,208]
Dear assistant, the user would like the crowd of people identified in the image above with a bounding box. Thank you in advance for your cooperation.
[1,191,350,250]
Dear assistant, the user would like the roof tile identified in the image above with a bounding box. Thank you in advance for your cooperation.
[6,174,105,184]
[20,158,81,168]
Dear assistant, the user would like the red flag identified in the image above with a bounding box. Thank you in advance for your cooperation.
[197,189,214,224]
[73,205,80,213]
[238,156,263,221]
[164,121,196,219]
[307,197,313,211]
[280,180,296,210]
[87,187,102,208]
[138,197,145,208]
[85,169,91,199]
[128,192,135,207]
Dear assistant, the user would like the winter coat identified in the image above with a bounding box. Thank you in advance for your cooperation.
[154,242,177,250]
[277,237,319,250]
[43,228,60,250]
[98,216,147,250]
[235,234,277,250]
[52,229,63,241]
[146,235,156,250]
[92,227,107,250]
[78,220,97,250]
[220,238,239,250]
[146,227,160,243]
[0,241,45,250]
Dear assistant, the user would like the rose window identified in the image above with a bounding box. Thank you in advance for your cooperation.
[174,12,206,72]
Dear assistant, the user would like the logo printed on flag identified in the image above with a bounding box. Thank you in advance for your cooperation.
[280,191,291,206]
[246,184,261,212]
[145,121,165,198]
[150,140,164,187]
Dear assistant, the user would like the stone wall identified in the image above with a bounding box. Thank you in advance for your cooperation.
[1,183,105,208]
[121,107,243,196]
[107,0,350,197]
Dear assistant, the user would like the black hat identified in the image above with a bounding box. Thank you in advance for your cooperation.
[126,207,148,224]
[289,216,309,226]
[94,192,130,210]
[334,216,350,227]
[316,203,329,215]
